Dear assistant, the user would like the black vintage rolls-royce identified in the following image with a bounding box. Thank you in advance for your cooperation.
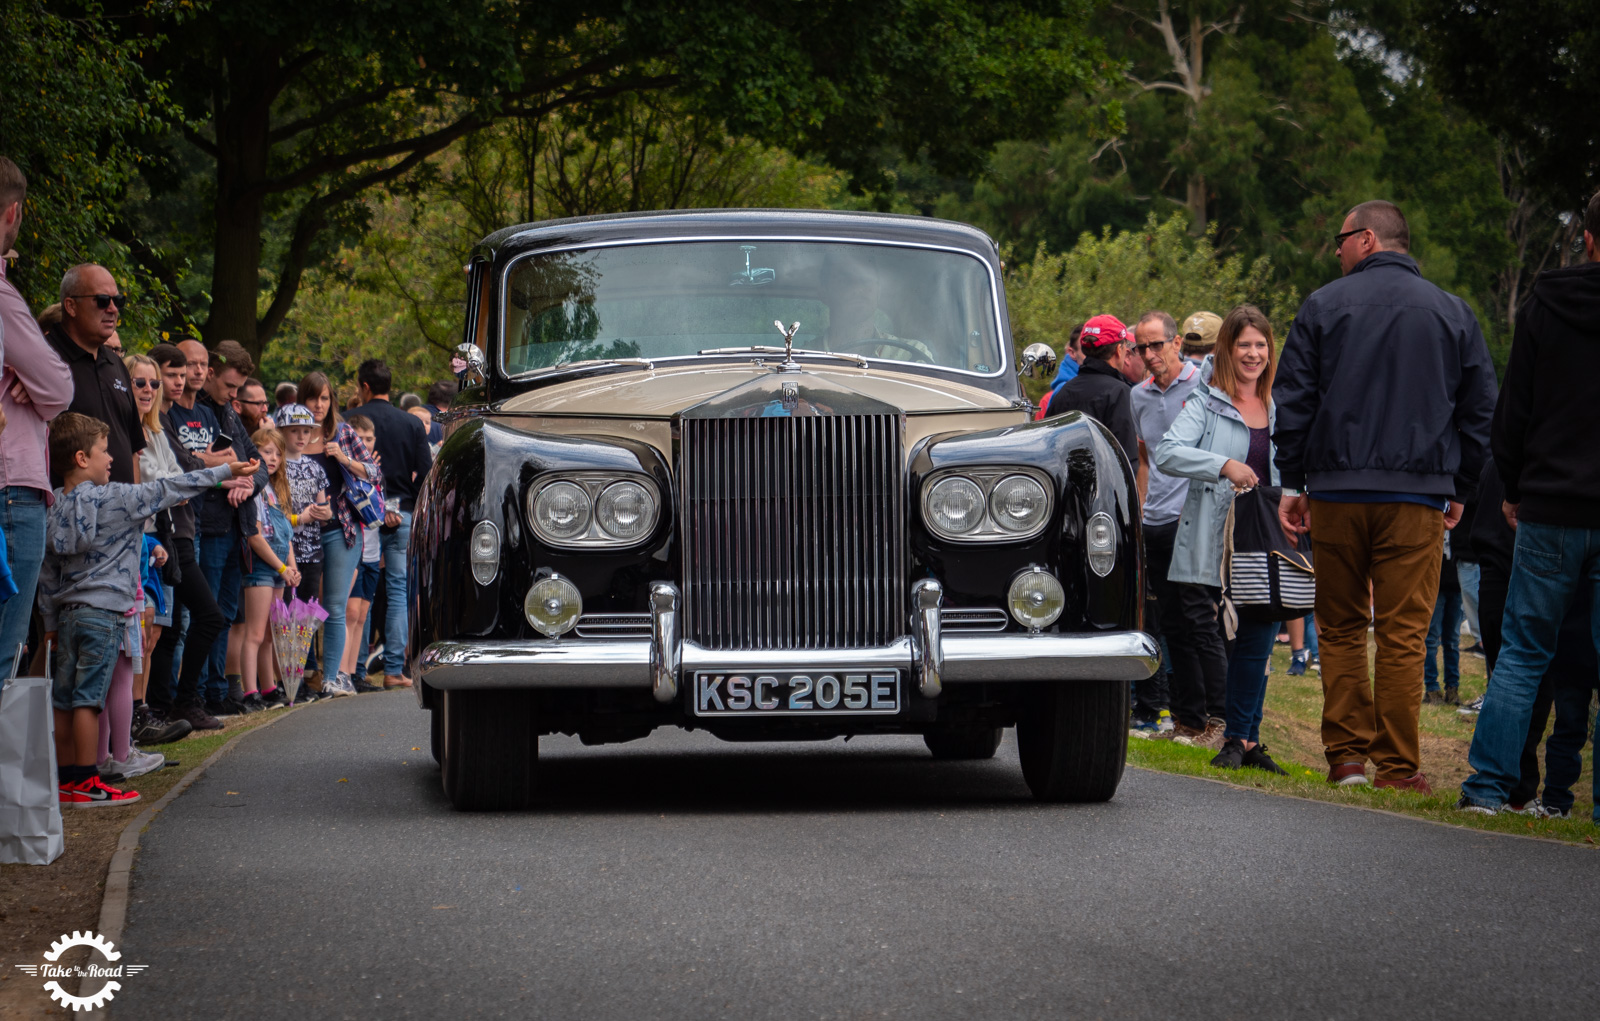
[408,209,1158,810]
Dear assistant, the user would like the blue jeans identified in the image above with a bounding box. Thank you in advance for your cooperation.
[319,527,362,678]
[1302,612,1318,661]
[1424,586,1464,691]
[0,487,46,694]
[1456,560,1481,643]
[1460,522,1600,810]
[378,511,412,677]
[198,526,243,704]
[1224,619,1278,742]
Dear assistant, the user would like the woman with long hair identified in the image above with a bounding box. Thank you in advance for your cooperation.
[294,372,381,691]
[1156,305,1290,775]
[125,354,173,698]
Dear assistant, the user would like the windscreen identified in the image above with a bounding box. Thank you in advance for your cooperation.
[500,240,1002,376]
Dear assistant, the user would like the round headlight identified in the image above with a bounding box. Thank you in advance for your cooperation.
[989,475,1050,533]
[469,520,499,586]
[531,481,592,542]
[926,476,985,536]
[525,574,582,637]
[1008,568,1065,630]
[595,480,655,541]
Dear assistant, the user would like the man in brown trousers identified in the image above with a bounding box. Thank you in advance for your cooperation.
[1272,201,1498,792]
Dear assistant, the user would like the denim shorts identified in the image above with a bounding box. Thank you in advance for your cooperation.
[351,560,381,602]
[243,562,287,589]
[53,605,125,712]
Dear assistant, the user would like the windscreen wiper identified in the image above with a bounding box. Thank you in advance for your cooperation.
[508,357,656,382]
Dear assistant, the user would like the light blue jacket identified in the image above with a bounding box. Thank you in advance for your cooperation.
[1153,385,1278,586]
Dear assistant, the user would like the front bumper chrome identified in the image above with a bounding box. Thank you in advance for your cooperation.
[419,630,1159,691]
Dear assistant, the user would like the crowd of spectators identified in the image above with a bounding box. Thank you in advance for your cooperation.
[3,144,1595,824]
[0,155,455,809]
[1038,196,1599,821]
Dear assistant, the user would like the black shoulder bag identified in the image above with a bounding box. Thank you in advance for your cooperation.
[1222,485,1314,626]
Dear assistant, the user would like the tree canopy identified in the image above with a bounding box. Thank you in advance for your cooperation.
[110,0,1109,359]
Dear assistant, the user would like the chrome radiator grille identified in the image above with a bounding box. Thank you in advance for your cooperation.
[681,415,906,650]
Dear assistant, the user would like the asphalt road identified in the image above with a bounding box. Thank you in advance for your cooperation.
[115,690,1599,1021]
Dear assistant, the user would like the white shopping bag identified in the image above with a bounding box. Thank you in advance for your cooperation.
[0,643,64,865]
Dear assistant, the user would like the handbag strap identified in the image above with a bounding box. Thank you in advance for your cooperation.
[1219,491,1239,641]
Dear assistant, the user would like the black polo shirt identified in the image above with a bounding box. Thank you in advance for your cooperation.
[46,325,145,486]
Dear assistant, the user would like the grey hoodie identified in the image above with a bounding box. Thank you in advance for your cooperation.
[39,465,231,630]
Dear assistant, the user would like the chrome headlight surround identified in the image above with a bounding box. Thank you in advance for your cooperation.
[526,472,662,549]
[920,467,1054,543]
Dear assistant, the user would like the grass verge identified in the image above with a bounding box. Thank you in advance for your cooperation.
[1128,639,1597,846]
[0,708,287,1018]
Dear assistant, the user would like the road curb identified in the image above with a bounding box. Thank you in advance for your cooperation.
[91,707,302,978]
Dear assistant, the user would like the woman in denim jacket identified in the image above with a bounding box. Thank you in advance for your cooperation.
[1156,305,1290,775]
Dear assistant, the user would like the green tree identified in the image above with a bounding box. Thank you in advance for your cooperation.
[0,0,178,328]
[1397,0,1599,221]
[941,1,1386,299]
[116,0,1107,360]
[1005,212,1297,399]
[264,103,847,393]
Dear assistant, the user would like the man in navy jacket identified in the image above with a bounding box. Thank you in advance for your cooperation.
[1273,200,1497,793]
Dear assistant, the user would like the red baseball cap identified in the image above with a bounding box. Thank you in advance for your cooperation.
[1078,314,1130,349]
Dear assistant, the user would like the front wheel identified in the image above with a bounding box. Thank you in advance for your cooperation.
[1016,680,1128,802]
[923,727,1003,760]
[440,689,538,810]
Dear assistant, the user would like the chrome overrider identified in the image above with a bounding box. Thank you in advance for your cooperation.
[420,581,1160,692]
[910,578,944,699]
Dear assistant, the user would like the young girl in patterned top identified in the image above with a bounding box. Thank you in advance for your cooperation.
[272,404,333,605]
[238,428,300,710]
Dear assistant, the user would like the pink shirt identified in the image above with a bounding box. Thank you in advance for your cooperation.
[0,261,74,501]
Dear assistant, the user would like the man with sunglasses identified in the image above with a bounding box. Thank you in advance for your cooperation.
[45,264,145,485]
[0,155,74,690]
[1129,310,1212,740]
[1274,200,1497,794]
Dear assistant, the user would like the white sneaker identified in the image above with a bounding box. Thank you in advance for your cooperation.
[103,747,165,780]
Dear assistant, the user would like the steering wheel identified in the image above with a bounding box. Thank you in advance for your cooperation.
[832,336,938,364]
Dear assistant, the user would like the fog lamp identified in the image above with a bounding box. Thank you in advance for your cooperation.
[1008,567,1065,631]
[525,574,582,637]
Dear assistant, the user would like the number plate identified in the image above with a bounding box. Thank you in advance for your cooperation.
[691,671,901,717]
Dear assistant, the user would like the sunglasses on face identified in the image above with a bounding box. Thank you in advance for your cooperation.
[1334,227,1369,251]
[68,293,128,311]
[131,378,158,390]
[1133,338,1174,355]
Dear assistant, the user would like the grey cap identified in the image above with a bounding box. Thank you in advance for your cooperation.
[273,403,316,428]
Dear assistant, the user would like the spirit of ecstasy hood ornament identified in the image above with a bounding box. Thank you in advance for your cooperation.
[773,320,801,367]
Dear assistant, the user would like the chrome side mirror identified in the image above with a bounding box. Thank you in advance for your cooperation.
[1017,343,1058,380]
[455,342,487,386]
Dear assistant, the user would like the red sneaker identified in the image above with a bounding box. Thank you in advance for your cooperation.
[1374,772,1433,795]
[63,776,143,809]
[1328,762,1368,786]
